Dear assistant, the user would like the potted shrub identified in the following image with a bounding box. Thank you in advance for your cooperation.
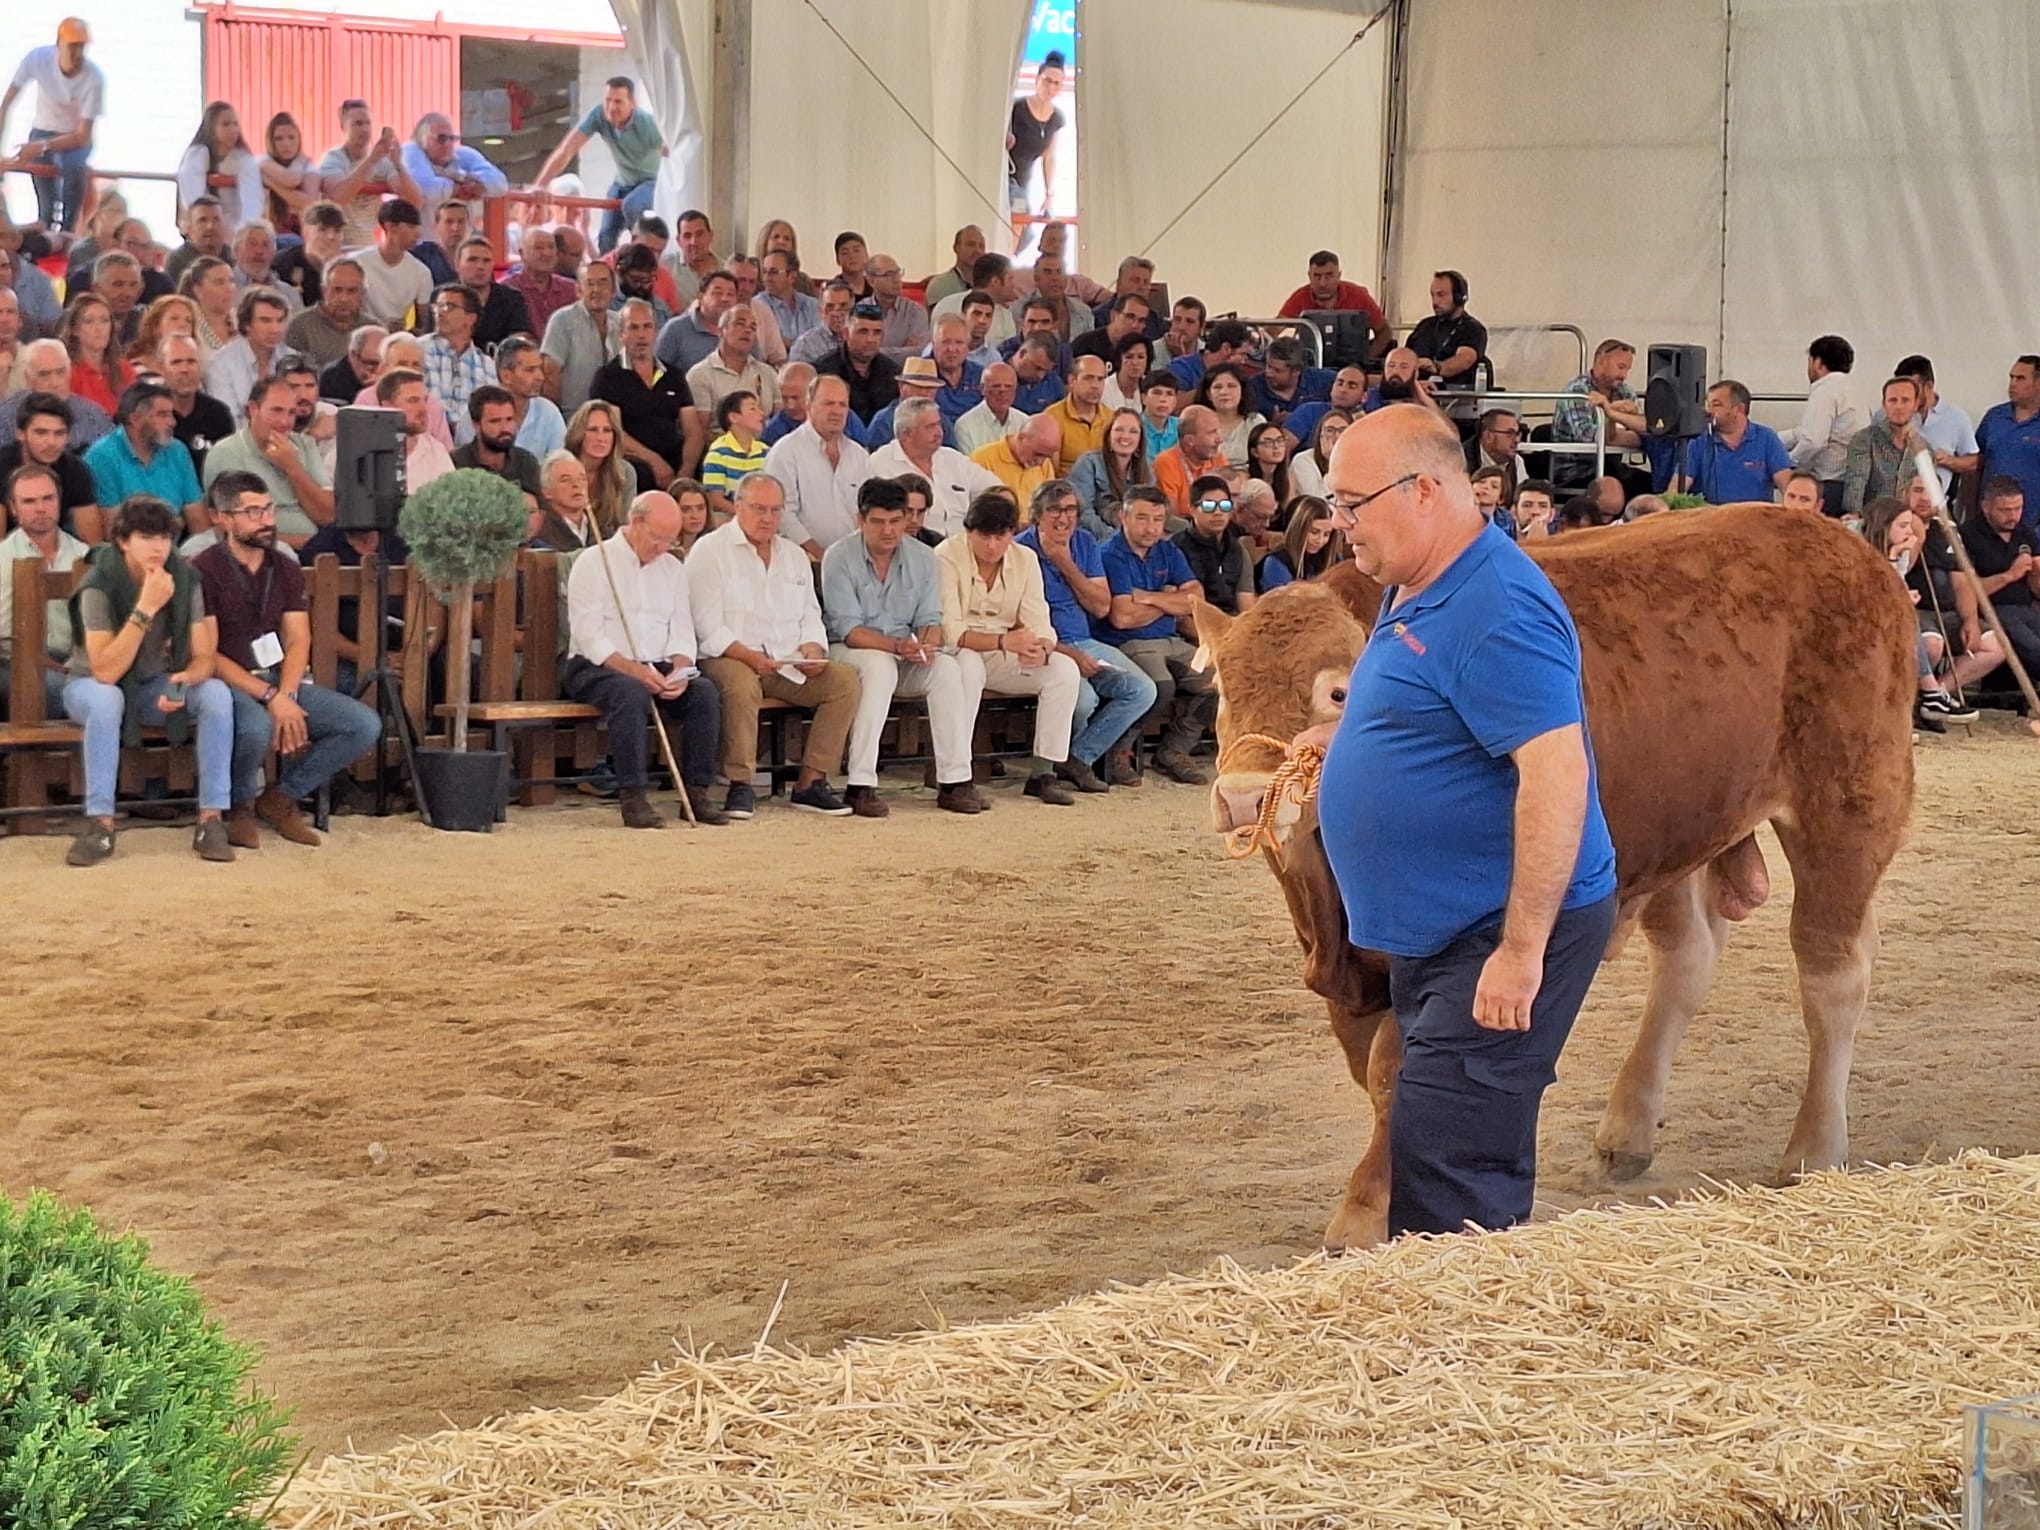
[398,468,529,831]
[0,1188,298,1527]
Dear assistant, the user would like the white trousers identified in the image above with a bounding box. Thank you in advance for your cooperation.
[833,644,986,787]
[978,649,1081,764]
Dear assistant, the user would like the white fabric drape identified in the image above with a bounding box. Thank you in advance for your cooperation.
[609,0,712,219]
[1080,0,1388,319]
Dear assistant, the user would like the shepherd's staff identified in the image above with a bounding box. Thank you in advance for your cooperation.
[1912,450,2040,728]
[588,535,698,827]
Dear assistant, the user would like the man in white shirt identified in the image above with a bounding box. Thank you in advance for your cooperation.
[689,471,862,819]
[230,222,302,315]
[319,99,426,249]
[204,288,291,422]
[1,18,104,233]
[930,254,1020,348]
[953,363,1031,457]
[868,397,1003,540]
[1777,334,1874,515]
[560,490,727,828]
[0,458,87,715]
[496,337,566,459]
[763,374,870,554]
[349,199,435,331]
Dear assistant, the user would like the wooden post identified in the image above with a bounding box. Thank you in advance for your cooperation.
[708,0,752,251]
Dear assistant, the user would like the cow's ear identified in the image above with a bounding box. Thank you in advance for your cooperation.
[1323,562,1384,629]
[1190,598,1233,670]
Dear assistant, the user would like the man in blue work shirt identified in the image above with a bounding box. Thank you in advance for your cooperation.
[1678,379,1792,504]
[1098,484,1215,784]
[1976,355,2040,531]
[1017,479,1156,789]
[1305,403,1618,1238]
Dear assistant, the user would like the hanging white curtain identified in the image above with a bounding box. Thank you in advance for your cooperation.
[607,0,712,219]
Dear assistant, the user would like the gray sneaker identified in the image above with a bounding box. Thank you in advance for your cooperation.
[192,818,237,863]
[66,823,115,867]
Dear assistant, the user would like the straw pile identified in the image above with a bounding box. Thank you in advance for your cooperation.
[276,1154,2040,1529]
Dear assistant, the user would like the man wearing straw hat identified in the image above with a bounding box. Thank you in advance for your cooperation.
[1303,404,1618,1238]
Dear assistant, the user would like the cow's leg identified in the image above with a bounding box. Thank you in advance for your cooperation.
[1594,872,1730,1180]
[1323,999,1399,1252]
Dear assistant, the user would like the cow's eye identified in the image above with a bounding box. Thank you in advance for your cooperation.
[1328,687,1347,706]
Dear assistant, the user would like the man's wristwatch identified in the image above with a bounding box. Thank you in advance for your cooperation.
[260,684,280,704]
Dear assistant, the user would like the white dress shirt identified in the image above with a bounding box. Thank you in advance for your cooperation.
[688,519,828,659]
[1778,368,1874,480]
[202,339,284,422]
[762,421,871,549]
[568,531,693,665]
[867,440,1004,539]
[952,402,1030,458]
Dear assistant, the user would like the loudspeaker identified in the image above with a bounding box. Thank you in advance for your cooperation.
[1644,344,1708,438]
[333,406,407,532]
[1303,310,1374,369]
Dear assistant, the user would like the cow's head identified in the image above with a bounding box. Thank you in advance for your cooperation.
[1194,563,1381,845]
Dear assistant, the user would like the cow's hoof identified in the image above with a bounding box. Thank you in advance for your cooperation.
[1322,1202,1387,1254]
[1597,1147,1655,1182]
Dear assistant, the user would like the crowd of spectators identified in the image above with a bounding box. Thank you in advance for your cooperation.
[2,16,2035,861]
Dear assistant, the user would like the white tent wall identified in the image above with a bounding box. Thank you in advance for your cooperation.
[610,0,712,220]
[1079,0,1389,320]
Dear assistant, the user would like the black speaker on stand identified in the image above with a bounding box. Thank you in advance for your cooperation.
[1643,343,1709,493]
[333,406,431,823]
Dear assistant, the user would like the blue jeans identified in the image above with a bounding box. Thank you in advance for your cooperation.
[0,660,67,720]
[229,681,385,806]
[29,129,91,232]
[64,672,234,818]
[1067,639,1158,767]
[599,179,658,254]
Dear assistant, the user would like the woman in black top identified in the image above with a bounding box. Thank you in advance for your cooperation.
[1007,51,1068,221]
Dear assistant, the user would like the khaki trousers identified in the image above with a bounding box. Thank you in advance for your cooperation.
[978,649,1081,763]
[700,657,862,783]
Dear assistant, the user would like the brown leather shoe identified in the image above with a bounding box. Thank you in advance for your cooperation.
[1151,748,1210,786]
[1106,749,1141,787]
[225,806,262,850]
[844,784,891,818]
[255,786,322,846]
[935,782,985,814]
[619,790,665,829]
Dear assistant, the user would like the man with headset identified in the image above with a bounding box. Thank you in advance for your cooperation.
[1676,379,1793,505]
[1405,270,1487,390]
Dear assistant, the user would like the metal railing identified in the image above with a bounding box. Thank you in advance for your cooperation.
[1216,316,1327,369]
[1458,388,1609,475]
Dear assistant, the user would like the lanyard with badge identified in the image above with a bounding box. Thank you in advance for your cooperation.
[238,556,285,673]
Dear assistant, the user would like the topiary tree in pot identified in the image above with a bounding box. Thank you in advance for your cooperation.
[398,467,529,750]
[0,1188,298,1528]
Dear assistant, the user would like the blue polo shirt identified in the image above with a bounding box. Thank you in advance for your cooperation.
[1317,521,1615,958]
[934,360,984,425]
[1680,422,1791,504]
[1250,367,1334,422]
[84,429,203,511]
[1142,414,1180,460]
[1013,371,1067,415]
[867,400,953,450]
[1977,402,2040,528]
[1098,530,1196,644]
[1167,353,1208,392]
[1017,524,1104,644]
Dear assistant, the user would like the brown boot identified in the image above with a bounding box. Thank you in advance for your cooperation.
[225,806,262,849]
[255,787,322,846]
[1106,749,1141,787]
[619,790,665,829]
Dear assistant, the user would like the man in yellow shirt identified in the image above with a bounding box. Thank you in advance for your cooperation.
[1042,353,1112,475]
[970,415,1063,511]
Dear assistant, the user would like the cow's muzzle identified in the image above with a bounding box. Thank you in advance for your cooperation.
[1212,733,1326,858]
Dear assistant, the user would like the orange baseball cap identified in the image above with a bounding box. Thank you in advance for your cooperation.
[57,18,91,44]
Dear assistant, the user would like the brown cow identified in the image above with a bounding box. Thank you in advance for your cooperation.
[1195,504,1916,1250]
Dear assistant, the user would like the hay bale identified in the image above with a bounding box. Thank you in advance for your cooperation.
[278,1154,2040,1528]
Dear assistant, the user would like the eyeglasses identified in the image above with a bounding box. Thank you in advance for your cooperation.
[1328,472,1419,522]
[429,132,459,144]
[1195,498,1234,513]
[225,504,278,520]
[1042,501,1079,516]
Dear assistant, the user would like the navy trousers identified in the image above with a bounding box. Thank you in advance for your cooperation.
[1385,893,1618,1238]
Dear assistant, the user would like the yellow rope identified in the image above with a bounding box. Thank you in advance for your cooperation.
[1218,733,1326,860]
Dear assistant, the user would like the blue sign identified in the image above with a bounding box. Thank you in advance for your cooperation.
[1024,0,1077,66]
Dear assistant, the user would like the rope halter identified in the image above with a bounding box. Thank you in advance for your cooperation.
[1218,732,1327,860]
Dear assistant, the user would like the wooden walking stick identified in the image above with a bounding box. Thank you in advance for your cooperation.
[590,536,698,827]
[1913,450,2040,727]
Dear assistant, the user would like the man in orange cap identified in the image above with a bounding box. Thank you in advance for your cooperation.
[1,19,103,233]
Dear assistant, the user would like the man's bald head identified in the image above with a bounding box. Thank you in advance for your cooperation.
[1179,403,1221,458]
[1018,414,1063,465]
[1381,346,1420,385]
[625,489,683,555]
[1328,403,1480,585]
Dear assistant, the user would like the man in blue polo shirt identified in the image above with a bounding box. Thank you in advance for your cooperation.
[1976,355,2040,530]
[1308,403,1617,1238]
[1098,484,1215,784]
[84,380,202,530]
[1017,479,1156,789]
[1678,379,1791,504]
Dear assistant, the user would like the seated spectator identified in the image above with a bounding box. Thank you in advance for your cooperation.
[0,213,60,343]
[401,112,507,224]
[1626,493,1670,519]
[934,488,1083,805]
[1151,405,1229,519]
[1258,494,1344,591]
[700,390,770,518]
[1016,252,1093,344]
[565,399,634,540]
[530,450,597,551]
[56,294,134,424]
[1247,421,1292,506]
[230,220,302,315]
[922,225,987,309]
[1589,475,1627,522]
[1231,478,1279,559]
[0,391,97,540]
[279,353,334,450]
[90,252,147,352]
[756,250,820,345]
[270,200,347,309]
[722,255,784,363]
[893,472,942,547]
[1471,464,1510,535]
[1100,333,1148,413]
[1139,370,1181,461]
[189,467,382,845]
[686,301,777,426]
[1042,353,1112,476]
[1680,380,1793,504]
[85,380,202,541]
[610,215,683,315]
[1090,256,1164,339]
[62,494,238,866]
[0,338,113,449]
[284,256,365,368]
[592,298,702,486]
[1068,405,1150,538]
[1249,336,1334,431]
[670,478,714,558]
[1194,362,1265,470]
[317,99,424,249]
[560,490,728,828]
[655,266,737,377]
[1173,474,1258,617]
[1009,332,1067,416]
[813,300,900,423]
[1016,480,1156,790]
[178,254,239,362]
[1511,478,1557,540]
[954,362,1030,457]
[690,470,861,817]
[0,287,20,386]
[788,279,856,367]
[0,459,87,715]
[1776,334,1873,513]
[350,199,434,331]
[819,476,985,815]
[1897,476,2006,699]
[1781,470,1824,514]
[203,286,290,421]
[371,367,454,492]
[535,77,665,255]
[1282,366,1370,451]
[1152,295,1206,370]
[1071,291,1153,368]
[1098,485,1215,784]
[764,373,869,553]
[177,103,268,231]
[1276,250,1388,346]
[1861,495,1981,729]
[1016,222,1106,307]
[928,313,985,426]
[454,237,532,350]
[1960,475,2040,676]
[1841,376,1926,514]
[156,334,234,482]
[1465,407,1522,502]
[421,284,498,446]
[321,321,383,406]
[867,395,1001,539]
[959,291,1003,370]
[1554,495,1608,533]
[867,251,930,363]
[1364,347,1440,414]
[932,255,1020,349]
[126,294,198,374]
[494,336,566,459]
[540,261,619,413]
[298,516,415,697]
[662,210,723,305]
[1289,408,1353,500]
[201,374,332,544]
[505,226,579,341]
[1170,318,1252,395]
[1896,353,1980,498]
[1406,269,1487,388]
[830,231,873,301]
[452,386,542,512]
[971,414,1063,504]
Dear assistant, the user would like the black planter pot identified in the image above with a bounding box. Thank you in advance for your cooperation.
[412,747,509,832]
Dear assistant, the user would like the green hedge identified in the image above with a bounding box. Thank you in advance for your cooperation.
[0,1189,297,1529]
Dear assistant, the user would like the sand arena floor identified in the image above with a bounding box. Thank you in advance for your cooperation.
[4,718,2038,1458]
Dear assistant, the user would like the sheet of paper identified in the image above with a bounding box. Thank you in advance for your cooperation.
[774,664,808,686]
